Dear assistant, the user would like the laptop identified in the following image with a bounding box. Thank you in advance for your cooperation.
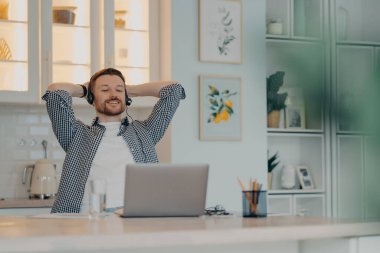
[118,163,209,217]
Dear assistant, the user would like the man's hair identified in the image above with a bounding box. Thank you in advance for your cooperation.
[89,68,125,93]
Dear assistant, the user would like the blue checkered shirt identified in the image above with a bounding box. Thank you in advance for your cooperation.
[42,84,185,213]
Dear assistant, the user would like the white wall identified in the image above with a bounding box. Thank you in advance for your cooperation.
[168,0,267,212]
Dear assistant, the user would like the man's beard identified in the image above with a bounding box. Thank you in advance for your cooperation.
[96,99,125,116]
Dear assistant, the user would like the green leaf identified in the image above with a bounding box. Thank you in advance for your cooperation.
[209,98,218,107]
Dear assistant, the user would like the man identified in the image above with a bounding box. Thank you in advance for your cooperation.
[42,68,185,213]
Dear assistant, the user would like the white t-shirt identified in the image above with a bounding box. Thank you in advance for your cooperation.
[81,122,135,213]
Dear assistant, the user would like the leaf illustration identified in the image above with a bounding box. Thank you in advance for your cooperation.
[223,18,232,27]
[221,11,230,22]
[209,98,218,107]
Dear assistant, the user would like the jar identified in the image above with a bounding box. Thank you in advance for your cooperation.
[268,19,283,35]
[0,0,9,20]
[115,10,127,29]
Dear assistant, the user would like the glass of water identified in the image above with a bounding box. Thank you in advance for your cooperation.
[89,179,107,219]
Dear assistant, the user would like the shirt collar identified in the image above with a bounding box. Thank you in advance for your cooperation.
[91,117,129,127]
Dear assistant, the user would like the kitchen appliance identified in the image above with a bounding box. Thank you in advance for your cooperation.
[22,140,57,199]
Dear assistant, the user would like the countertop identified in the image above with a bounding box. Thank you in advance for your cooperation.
[0,198,54,208]
[0,215,379,252]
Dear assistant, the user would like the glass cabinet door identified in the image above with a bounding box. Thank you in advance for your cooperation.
[337,136,364,218]
[41,0,95,96]
[337,45,374,132]
[293,0,323,39]
[52,0,92,84]
[104,0,149,85]
[0,0,39,103]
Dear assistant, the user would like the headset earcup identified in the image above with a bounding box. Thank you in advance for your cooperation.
[125,90,132,106]
[87,90,93,104]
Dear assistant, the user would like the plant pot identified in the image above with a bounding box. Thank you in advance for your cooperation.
[268,172,272,190]
[267,110,280,128]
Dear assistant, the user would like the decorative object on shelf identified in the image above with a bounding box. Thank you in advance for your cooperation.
[115,10,127,28]
[267,71,288,128]
[267,19,283,35]
[296,166,314,189]
[0,0,8,20]
[199,75,241,141]
[285,105,305,128]
[281,164,296,189]
[267,152,280,190]
[199,0,242,64]
[0,38,12,60]
[53,6,77,25]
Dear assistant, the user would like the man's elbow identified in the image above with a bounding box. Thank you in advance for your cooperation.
[47,83,60,91]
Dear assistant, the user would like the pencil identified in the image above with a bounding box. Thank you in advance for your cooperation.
[236,177,255,213]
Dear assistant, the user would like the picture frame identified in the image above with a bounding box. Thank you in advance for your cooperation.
[285,105,305,128]
[199,75,242,141]
[199,0,242,64]
[296,166,314,189]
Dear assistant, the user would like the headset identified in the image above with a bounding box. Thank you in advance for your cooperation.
[86,68,132,107]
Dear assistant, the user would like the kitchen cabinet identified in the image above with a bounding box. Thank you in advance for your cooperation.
[1,0,156,106]
[266,0,323,40]
[335,0,380,45]
[336,135,380,219]
[331,0,380,219]
[0,0,39,103]
[268,194,325,216]
[266,0,329,217]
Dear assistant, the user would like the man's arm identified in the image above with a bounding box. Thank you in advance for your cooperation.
[137,82,186,145]
[47,82,87,98]
[126,81,178,98]
[42,82,86,152]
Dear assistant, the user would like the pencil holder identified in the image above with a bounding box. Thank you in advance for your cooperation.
[242,190,267,217]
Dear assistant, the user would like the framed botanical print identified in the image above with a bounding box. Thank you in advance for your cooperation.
[199,75,242,141]
[199,0,242,64]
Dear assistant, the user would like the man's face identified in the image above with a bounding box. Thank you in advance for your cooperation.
[93,74,126,116]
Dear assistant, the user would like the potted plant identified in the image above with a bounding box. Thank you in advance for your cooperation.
[268,152,280,190]
[267,71,288,128]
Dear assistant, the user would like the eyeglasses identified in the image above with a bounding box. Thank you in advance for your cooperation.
[204,205,231,216]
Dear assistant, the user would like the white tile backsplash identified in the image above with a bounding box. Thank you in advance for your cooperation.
[30,126,50,136]
[18,114,39,124]
[0,104,149,199]
[0,105,70,198]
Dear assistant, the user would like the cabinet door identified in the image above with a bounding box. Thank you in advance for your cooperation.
[337,136,364,218]
[364,137,380,219]
[335,0,380,43]
[104,0,149,85]
[292,0,323,39]
[268,195,293,216]
[293,194,325,216]
[337,46,374,132]
[266,41,325,130]
[41,0,97,105]
[266,0,291,37]
[0,0,39,103]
